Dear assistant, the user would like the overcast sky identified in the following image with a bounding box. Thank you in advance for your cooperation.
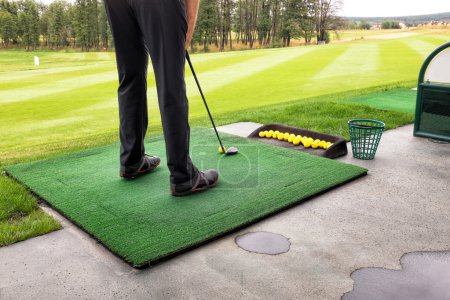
[341,0,449,17]
[38,0,449,18]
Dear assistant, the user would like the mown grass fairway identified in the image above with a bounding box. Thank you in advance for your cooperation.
[1,29,449,246]
[2,30,450,164]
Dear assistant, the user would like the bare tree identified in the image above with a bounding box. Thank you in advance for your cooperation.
[314,0,342,44]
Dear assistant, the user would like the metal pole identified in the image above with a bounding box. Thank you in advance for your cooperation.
[185,51,226,152]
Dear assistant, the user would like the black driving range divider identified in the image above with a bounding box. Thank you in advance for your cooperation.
[248,123,347,159]
[414,41,450,142]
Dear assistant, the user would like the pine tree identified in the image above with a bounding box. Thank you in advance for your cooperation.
[73,0,89,50]
[48,1,68,48]
[257,0,271,45]
[39,6,50,46]
[98,0,111,49]
[0,11,17,46]
[193,0,218,52]
[17,0,40,50]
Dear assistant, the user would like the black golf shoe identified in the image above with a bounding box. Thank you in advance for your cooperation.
[170,169,219,197]
[120,155,160,179]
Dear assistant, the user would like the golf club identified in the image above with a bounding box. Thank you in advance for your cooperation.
[185,51,238,156]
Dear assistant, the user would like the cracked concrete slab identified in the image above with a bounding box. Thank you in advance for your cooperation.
[0,123,449,300]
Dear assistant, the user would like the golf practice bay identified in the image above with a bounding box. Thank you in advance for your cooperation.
[1,29,449,260]
[5,128,367,267]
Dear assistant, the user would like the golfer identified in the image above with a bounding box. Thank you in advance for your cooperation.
[104,0,218,196]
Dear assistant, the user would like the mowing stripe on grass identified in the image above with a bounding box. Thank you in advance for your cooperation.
[4,116,92,136]
[5,128,367,267]
[0,65,116,91]
[48,47,319,117]
[185,50,266,72]
[144,47,321,115]
[0,80,118,124]
[423,35,450,43]
[184,47,316,99]
[377,40,424,83]
[0,62,114,83]
[0,71,118,104]
[94,52,115,61]
[314,42,379,80]
[201,45,348,112]
[401,38,440,58]
[72,97,118,113]
[0,52,114,72]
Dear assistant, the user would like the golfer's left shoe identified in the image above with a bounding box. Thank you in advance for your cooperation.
[120,155,160,179]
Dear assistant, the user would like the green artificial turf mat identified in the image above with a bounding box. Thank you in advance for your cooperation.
[5,128,367,267]
[341,88,417,113]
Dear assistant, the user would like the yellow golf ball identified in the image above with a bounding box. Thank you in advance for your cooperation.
[219,146,226,154]
[283,132,290,141]
[258,131,266,138]
[293,137,302,145]
[288,134,296,143]
[311,141,319,149]
[301,137,308,146]
[266,130,273,138]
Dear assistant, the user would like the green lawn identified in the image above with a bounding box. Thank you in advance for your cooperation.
[0,174,61,246]
[210,90,415,140]
[1,29,449,246]
[342,88,417,113]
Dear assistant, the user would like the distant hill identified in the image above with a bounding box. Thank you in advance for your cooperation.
[345,12,450,23]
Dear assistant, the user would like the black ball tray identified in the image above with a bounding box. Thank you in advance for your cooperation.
[248,123,347,159]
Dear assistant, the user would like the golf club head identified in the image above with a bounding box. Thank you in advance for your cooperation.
[225,146,239,155]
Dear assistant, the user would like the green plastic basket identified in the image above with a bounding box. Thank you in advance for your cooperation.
[348,119,385,160]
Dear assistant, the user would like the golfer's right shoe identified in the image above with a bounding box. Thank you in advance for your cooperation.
[120,155,160,179]
[170,169,219,197]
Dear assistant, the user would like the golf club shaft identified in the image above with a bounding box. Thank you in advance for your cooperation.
[185,51,226,151]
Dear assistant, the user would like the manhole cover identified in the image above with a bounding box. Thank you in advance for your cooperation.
[235,231,290,255]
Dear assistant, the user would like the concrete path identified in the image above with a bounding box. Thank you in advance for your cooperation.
[1,123,449,300]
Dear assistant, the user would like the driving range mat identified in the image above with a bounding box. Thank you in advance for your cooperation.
[5,128,367,267]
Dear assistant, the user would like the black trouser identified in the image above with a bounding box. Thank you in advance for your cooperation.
[104,0,196,184]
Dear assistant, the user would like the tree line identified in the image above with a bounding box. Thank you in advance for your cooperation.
[344,20,404,30]
[346,12,450,24]
[0,0,342,52]
[0,0,110,50]
[192,0,343,51]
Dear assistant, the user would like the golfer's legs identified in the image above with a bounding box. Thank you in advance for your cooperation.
[104,0,149,167]
[133,0,196,184]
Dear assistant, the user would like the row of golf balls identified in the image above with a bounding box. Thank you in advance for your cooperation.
[258,130,333,149]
